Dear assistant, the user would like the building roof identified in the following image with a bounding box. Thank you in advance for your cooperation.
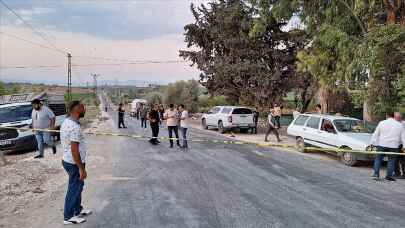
[0,92,64,105]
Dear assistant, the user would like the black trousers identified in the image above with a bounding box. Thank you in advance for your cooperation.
[274,116,281,128]
[168,126,180,147]
[265,125,280,142]
[118,117,126,128]
[141,118,147,128]
[251,122,258,134]
[150,124,159,143]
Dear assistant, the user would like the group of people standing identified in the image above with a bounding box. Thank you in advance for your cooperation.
[119,103,190,149]
[147,103,190,149]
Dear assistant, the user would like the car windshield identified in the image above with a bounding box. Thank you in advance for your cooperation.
[333,119,370,133]
[232,108,252,114]
[0,105,32,123]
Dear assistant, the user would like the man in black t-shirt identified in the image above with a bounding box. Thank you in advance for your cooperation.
[148,104,160,145]
[118,103,127,128]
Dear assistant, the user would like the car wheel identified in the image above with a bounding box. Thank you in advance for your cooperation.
[202,118,208,130]
[218,121,225,134]
[340,147,358,166]
[296,137,306,153]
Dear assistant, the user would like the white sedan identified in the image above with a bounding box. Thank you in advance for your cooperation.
[287,114,374,166]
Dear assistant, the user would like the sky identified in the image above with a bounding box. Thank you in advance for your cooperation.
[0,0,206,86]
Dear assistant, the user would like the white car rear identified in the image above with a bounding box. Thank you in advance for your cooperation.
[287,114,374,166]
[201,106,254,133]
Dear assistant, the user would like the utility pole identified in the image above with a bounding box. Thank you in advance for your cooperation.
[67,53,72,101]
[91,73,100,96]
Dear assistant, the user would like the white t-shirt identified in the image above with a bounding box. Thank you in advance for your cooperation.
[31,106,55,129]
[180,110,190,128]
[61,118,87,164]
[164,109,179,126]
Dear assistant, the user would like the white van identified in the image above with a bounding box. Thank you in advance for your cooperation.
[201,106,254,133]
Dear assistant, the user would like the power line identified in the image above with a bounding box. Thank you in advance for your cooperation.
[0,60,187,69]
[0,0,69,54]
[0,32,66,55]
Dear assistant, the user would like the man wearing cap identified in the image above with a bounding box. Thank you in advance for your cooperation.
[31,99,56,159]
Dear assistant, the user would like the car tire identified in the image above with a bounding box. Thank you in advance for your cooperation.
[296,137,306,153]
[218,121,225,134]
[202,118,208,130]
[340,146,358,166]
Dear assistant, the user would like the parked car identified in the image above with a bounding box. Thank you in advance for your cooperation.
[130,99,147,117]
[0,93,66,154]
[287,113,374,166]
[201,106,254,134]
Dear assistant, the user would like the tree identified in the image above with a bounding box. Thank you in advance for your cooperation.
[164,80,200,113]
[0,81,6,96]
[180,0,296,109]
[146,92,163,106]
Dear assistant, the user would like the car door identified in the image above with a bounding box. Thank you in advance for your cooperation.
[303,116,322,147]
[318,118,338,149]
[206,107,220,126]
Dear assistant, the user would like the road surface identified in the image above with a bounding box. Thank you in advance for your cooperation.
[14,108,405,228]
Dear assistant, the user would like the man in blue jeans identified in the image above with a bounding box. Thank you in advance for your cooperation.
[371,111,405,181]
[61,101,91,224]
[178,104,189,150]
[31,99,56,159]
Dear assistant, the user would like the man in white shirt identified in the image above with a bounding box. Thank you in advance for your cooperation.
[178,104,189,149]
[31,99,56,159]
[164,104,181,148]
[61,101,91,224]
[371,112,405,181]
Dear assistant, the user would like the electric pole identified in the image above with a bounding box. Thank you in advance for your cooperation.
[67,53,72,101]
[91,73,100,96]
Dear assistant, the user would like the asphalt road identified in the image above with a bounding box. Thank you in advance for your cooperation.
[28,108,405,228]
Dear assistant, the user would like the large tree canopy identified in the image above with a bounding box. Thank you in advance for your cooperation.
[180,0,296,108]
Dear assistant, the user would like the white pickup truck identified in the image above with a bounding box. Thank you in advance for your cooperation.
[287,113,374,166]
[201,106,255,133]
[0,93,66,154]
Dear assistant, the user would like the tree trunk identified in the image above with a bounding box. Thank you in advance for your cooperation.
[363,97,377,122]
[318,85,330,114]
[384,0,398,24]
[400,0,405,26]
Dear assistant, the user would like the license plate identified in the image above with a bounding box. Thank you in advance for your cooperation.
[0,140,12,146]
[240,115,247,118]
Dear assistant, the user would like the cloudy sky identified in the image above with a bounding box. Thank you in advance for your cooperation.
[0,0,206,85]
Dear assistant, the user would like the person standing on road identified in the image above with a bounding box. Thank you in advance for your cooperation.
[148,104,160,145]
[371,111,405,181]
[31,99,57,159]
[273,103,282,129]
[178,104,189,149]
[117,103,127,128]
[61,100,92,225]
[158,105,165,127]
[164,104,181,148]
[252,108,259,134]
[394,112,405,178]
[265,110,281,143]
[139,103,148,129]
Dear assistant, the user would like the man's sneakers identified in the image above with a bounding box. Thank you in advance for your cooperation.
[63,209,92,225]
[34,155,44,159]
[63,216,86,225]
[385,176,396,182]
[79,209,92,217]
